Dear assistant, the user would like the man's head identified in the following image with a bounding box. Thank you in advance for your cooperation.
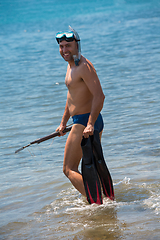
[56,26,81,66]
[58,39,78,63]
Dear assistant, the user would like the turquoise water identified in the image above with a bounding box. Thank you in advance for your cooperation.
[0,0,160,239]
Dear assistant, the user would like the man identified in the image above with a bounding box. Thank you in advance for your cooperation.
[56,27,105,197]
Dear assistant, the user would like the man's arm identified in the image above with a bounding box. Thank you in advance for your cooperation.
[81,60,105,137]
[56,99,70,135]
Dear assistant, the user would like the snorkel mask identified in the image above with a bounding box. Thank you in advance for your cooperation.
[56,26,81,66]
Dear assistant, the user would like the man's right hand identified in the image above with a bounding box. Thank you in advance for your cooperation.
[56,124,67,136]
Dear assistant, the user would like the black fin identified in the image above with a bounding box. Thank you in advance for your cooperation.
[92,130,114,200]
[81,136,103,204]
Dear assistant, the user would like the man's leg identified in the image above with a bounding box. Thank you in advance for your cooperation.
[63,124,86,196]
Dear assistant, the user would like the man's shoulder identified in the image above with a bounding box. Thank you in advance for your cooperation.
[79,56,94,70]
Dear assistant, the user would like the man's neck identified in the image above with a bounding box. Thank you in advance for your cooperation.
[68,59,76,68]
[68,55,82,68]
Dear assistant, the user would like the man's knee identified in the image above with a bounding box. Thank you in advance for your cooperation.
[63,165,69,178]
[63,164,79,179]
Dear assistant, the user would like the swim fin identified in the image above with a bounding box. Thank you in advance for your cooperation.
[92,130,115,200]
[81,136,103,204]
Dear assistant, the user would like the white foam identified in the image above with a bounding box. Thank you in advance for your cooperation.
[114,176,131,186]
[143,192,160,215]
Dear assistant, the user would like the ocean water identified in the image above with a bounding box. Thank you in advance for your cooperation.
[0,0,160,239]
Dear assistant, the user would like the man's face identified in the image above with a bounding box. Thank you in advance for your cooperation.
[59,40,78,62]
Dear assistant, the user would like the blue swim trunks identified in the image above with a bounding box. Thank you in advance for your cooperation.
[72,113,104,133]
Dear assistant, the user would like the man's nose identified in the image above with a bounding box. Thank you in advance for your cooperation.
[63,46,67,53]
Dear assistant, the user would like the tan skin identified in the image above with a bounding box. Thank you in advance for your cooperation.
[56,39,105,196]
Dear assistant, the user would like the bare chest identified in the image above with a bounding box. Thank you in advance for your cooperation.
[65,68,82,88]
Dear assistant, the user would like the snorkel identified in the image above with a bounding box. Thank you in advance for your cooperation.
[69,26,81,66]
[56,26,81,66]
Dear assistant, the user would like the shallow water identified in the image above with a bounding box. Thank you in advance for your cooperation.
[0,0,160,239]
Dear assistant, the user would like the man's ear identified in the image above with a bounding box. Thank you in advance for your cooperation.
[76,42,79,49]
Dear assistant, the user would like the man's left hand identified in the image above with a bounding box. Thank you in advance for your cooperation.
[83,124,94,138]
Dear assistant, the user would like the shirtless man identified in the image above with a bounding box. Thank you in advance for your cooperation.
[56,28,105,197]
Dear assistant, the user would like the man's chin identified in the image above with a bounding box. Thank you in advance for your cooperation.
[63,56,73,62]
